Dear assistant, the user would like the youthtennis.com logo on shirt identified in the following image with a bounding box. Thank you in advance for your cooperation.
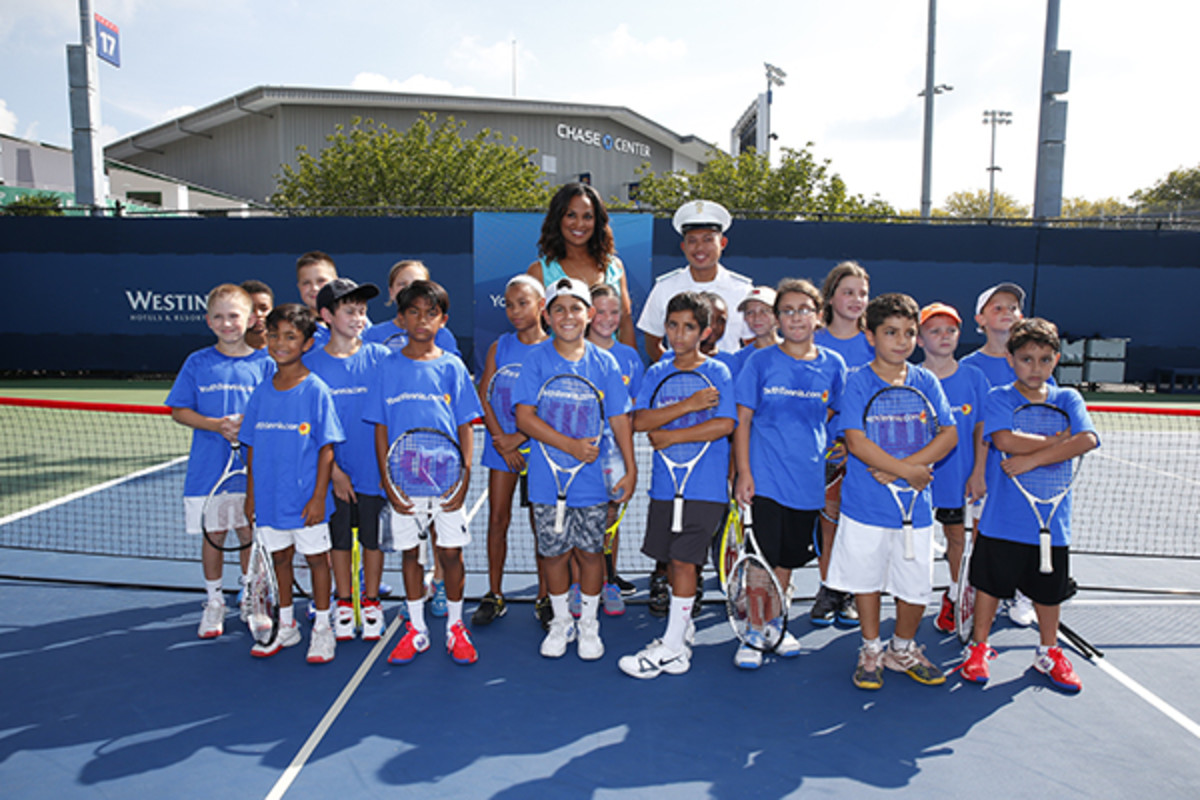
[763,386,828,402]
[198,382,255,395]
[385,392,450,405]
[255,421,312,435]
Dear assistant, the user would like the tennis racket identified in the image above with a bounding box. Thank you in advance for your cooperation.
[535,374,605,533]
[350,503,363,630]
[650,370,718,533]
[862,385,940,560]
[201,441,252,552]
[1006,402,1083,574]
[487,363,530,505]
[955,502,979,646]
[386,428,467,540]
[724,504,787,652]
[245,530,280,646]
[382,330,407,351]
[603,500,628,581]
[715,500,743,589]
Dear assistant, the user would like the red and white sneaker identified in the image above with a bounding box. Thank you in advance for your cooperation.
[446,621,478,664]
[1034,646,1082,693]
[388,621,430,665]
[933,590,955,634]
[955,640,995,684]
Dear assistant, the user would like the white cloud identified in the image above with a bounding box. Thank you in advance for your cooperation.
[98,122,122,146]
[0,99,17,135]
[595,23,686,62]
[350,72,476,96]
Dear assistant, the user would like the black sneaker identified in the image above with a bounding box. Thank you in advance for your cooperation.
[534,596,553,631]
[471,592,507,627]
[691,586,704,619]
[649,572,669,618]
[613,574,637,597]
[810,585,839,627]
[835,591,860,628]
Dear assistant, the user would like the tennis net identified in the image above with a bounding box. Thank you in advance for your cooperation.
[2,398,1198,579]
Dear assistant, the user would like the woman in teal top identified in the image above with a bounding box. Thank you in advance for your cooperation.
[528,182,636,348]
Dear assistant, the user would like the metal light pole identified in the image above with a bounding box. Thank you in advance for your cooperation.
[918,0,952,220]
[764,62,786,162]
[982,110,1012,218]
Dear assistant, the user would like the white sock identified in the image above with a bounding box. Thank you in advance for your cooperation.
[580,592,600,622]
[313,607,331,631]
[280,605,294,627]
[204,579,223,605]
[447,599,463,630]
[891,636,913,652]
[550,592,569,623]
[1036,644,1051,657]
[862,636,882,652]
[663,595,693,652]
[948,579,958,598]
[408,597,427,633]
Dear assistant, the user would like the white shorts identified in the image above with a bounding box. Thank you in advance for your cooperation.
[825,515,934,606]
[183,494,249,535]
[257,524,332,557]
[382,506,470,553]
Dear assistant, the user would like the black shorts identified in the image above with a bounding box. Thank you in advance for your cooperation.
[750,496,819,570]
[642,499,726,566]
[935,506,965,526]
[968,533,1071,606]
[329,493,386,551]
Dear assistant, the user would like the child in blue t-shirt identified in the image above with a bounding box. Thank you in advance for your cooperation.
[828,293,957,691]
[619,291,736,679]
[361,259,461,357]
[167,283,273,640]
[240,304,345,664]
[730,286,782,376]
[514,278,635,662]
[364,280,483,666]
[734,278,846,670]
[304,277,391,643]
[958,318,1098,693]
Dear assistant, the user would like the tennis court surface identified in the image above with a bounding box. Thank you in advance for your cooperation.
[2,397,1200,797]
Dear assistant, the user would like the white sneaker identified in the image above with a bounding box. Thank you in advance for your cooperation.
[577,617,604,661]
[735,642,763,670]
[251,621,301,658]
[540,618,576,658]
[618,640,690,679]
[777,631,801,658]
[684,618,696,648]
[361,601,383,641]
[334,603,356,641]
[198,599,225,639]
[1008,591,1036,627]
[307,625,336,664]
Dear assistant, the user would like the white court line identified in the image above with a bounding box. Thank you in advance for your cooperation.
[0,457,187,527]
[1091,450,1200,489]
[1087,655,1200,741]
[265,493,489,799]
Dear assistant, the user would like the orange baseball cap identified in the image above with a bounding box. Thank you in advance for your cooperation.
[919,302,962,326]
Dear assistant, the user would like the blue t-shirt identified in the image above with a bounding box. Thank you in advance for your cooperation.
[959,349,1015,388]
[512,340,631,508]
[730,342,775,381]
[814,328,874,370]
[481,332,540,472]
[837,364,956,528]
[362,351,482,453]
[303,343,391,496]
[636,357,736,504]
[362,320,461,358]
[979,384,1097,546]
[165,346,274,497]
[928,363,991,509]
[736,345,846,511]
[239,373,345,529]
[596,341,645,482]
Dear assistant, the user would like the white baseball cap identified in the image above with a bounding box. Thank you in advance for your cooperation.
[737,286,777,312]
[545,277,591,307]
[975,282,1026,316]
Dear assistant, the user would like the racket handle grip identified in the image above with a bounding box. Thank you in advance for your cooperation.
[519,473,529,507]
[672,496,684,533]
[555,499,566,534]
[904,527,915,560]
[1039,532,1053,574]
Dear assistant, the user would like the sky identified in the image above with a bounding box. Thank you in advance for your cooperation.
[2,0,1196,211]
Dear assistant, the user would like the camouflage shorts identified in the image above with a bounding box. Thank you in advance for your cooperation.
[532,502,607,557]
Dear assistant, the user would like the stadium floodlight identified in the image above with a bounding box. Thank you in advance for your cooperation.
[761,63,787,161]
[982,110,1013,218]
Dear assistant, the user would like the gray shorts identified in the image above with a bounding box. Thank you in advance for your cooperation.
[532,502,607,557]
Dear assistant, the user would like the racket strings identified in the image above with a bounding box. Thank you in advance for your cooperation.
[388,431,464,497]
[652,373,716,461]
[1012,407,1075,499]
[728,558,785,648]
[537,376,604,466]
[488,366,521,435]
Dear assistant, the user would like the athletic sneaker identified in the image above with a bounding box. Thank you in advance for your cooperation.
[809,585,839,627]
[395,598,409,623]
[251,620,301,658]
[613,574,637,596]
[777,631,802,658]
[388,622,430,664]
[619,639,691,679]
[334,600,356,641]
[836,592,860,628]
[472,592,507,626]
[577,617,604,660]
[734,638,764,670]
[691,586,704,619]
[1008,590,1036,627]
[361,600,384,641]
[378,581,393,597]
[933,590,955,634]
[535,596,553,631]
[446,621,478,664]
[602,583,625,616]
[853,643,885,690]
[237,582,249,622]
[1033,646,1082,692]
[540,618,577,658]
[568,583,582,618]
[956,641,995,684]
[198,599,225,639]
[882,642,945,685]
[648,572,669,618]
[307,625,336,664]
[429,579,448,618]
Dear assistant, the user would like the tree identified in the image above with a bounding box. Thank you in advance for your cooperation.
[1060,196,1131,219]
[270,114,552,214]
[1130,163,1200,211]
[628,146,895,219]
[2,193,63,216]
[940,189,1029,219]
